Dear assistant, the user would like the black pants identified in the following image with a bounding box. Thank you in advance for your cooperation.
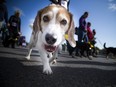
[8,31,19,48]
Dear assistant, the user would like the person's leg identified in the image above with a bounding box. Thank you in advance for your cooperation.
[11,33,16,48]
[2,32,7,47]
[11,39,15,48]
[75,41,79,56]
[66,40,71,55]
[0,21,4,34]
[78,29,83,42]
[83,32,88,43]
[85,34,88,43]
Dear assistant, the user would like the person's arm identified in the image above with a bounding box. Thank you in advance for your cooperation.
[18,18,21,32]
[81,19,85,29]
[80,18,86,31]
[8,16,13,25]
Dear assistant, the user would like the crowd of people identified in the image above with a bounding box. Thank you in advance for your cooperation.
[0,0,26,48]
[75,12,97,58]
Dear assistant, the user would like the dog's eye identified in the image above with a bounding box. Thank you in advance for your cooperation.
[60,19,67,25]
[43,16,49,22]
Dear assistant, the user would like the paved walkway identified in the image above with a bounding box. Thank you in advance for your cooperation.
[0,43,116,87]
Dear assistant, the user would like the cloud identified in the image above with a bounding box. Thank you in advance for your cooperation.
[108,3,116,11]
[13,7,25,16]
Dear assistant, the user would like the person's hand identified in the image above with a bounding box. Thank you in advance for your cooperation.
[18,32,22,36]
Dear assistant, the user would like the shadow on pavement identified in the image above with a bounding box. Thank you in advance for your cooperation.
[58,61,116,66]
[0,56,116,87]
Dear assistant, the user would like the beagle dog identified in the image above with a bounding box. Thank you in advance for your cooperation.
[25,4,76,74]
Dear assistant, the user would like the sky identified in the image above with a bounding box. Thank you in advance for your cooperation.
[6,0,116,49]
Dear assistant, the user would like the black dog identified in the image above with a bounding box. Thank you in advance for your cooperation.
[75,41,92,59]
[104,43,116,58]
[66,40,75,56]
[66,40,92,59]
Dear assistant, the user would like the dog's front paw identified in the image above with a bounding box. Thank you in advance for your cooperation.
[43,66,53,75]
[25,56,30,60]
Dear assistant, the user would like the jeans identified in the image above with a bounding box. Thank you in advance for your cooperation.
[78,29,88,43]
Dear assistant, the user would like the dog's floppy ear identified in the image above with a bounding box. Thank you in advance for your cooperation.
[66,13,76,47]
[32,10,43,41]
[33,10,42,33]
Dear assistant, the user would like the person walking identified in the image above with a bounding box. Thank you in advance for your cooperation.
[91,29,97,57]
[0,0,8,46]
[78,12,88,43]
[8,10,21,48]
[86,22,93,42]
[49,0,70,11]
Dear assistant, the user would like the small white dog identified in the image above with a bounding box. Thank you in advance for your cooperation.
[25,4,76,74]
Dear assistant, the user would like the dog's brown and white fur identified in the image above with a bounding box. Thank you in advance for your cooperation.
[25,4,76,74]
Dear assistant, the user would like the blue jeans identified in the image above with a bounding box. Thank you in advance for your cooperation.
[78,29,88,43]
[83,32,88,43]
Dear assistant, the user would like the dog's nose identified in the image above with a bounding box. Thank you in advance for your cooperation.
[45,33,57,45]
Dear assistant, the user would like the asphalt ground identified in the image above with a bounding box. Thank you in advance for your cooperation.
[0,42,116,87]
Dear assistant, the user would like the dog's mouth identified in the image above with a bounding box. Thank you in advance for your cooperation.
[44,44,57,52]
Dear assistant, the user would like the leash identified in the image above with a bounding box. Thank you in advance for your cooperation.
[96,37,103,46]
